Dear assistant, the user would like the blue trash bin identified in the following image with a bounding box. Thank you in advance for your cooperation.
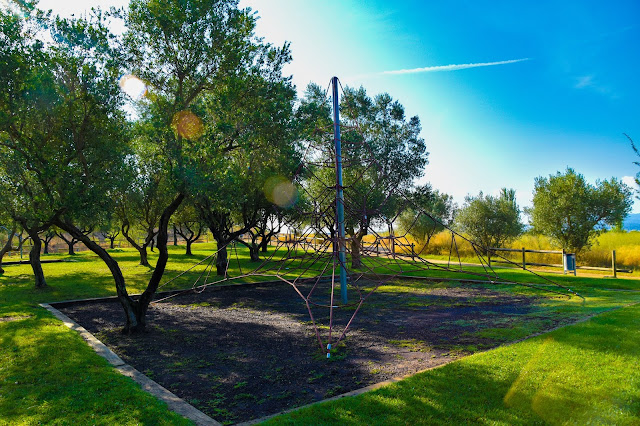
[563,253,576,276]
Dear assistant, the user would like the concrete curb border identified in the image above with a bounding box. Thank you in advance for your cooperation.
[39,303,221,426]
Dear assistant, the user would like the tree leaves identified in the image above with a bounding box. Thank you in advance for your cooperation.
[528,168,633,254]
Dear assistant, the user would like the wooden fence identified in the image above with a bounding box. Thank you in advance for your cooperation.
[488,247,630,277]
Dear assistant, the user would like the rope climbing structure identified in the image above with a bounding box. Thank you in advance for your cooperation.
[154,77,583,358]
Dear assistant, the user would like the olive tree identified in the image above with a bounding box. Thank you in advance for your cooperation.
[455,188,523,250]
[300,84,428,268]
[0,8,130,288]
[398,184,456,245]
[54,0,270,332]
[172,202,206,256]
[528,168,632,254]
[192,56,300,275]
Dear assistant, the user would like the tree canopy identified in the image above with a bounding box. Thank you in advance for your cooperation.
[455,188,523,249]
[528,168,632,254]
[299,83,428,268]
[0,7,130,287]
[397,184,456,245]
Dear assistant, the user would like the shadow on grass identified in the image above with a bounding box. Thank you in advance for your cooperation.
[0,313,191,425]
[266,305,640,425]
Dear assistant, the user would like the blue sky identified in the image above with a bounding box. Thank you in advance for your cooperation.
[32,0,640,214]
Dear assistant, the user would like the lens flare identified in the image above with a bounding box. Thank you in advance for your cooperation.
[118,74,147,100]
[172,110,204,140]
[264,176,298,208]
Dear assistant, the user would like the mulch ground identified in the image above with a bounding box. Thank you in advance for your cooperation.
[60,280,541,424]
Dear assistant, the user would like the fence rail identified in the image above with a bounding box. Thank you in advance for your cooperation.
[4,230,632,278]
[488,246,631,276]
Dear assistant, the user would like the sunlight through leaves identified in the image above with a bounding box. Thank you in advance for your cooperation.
[171,110,204,140]
[118,74,147,100]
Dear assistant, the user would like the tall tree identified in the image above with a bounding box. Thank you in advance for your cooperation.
[528,168,632,254]
[455,188,523,250]
[398,184,456,246]
[0,8,118,287]
[91,0,286,330]
[300,84,428,268]
[0,7,132,292]
[192,53,299,275]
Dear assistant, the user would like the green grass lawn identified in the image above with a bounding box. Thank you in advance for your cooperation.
[1,244,639,424]
[264,303,640,425]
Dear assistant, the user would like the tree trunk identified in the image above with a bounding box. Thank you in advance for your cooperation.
[109,237,115,249]
[43,239,49,254]
[138,246,149,267]
[249,244,260,262]
[56,193,184,334]
[173,225,178,246]
[67,241,75,255]
[216,244,228,276]
[122,229,150,267]
[260,238,268,253]
[185,239,193,256]
[135,193,185,332]
[150,236,155,252]
[0,228,16,274]
[56,218,138,332]
[351,235,362,269]
[26,228,46,288]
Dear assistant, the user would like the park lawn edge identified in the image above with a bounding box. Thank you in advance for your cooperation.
[0,305,195,425]
[1,247,639,425]
[262,302,640,425]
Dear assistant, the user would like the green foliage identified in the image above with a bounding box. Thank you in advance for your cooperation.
[528,168,633,254]
[299,83,428,268]
[455,188,523,249]
[0,8,130,229]
[398,184,456,244]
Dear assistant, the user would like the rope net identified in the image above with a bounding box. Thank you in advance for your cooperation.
[153,78,582,357]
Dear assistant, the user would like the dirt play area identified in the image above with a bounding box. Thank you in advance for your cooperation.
[58,279,568,424]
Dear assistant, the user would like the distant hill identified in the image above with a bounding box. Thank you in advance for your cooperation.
[624,213,640,231]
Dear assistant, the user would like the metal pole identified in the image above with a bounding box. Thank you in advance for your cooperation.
[332,76,348,304]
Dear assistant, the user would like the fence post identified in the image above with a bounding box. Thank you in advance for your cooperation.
[612,250,617,279]
[522,247,526,270]
[562,249,566,274]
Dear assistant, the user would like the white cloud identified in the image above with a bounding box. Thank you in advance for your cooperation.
[381,58,530,75]
[622,175,639,189]
[575,75,594,89]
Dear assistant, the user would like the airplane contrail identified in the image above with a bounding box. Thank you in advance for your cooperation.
[382,58,530,75]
